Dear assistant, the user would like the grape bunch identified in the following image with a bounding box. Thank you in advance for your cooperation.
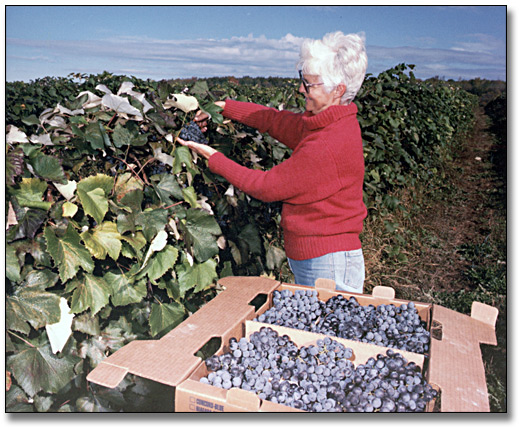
[255,289,326,333]
[178,121,209,145]
[253,290,430,354]
[199,327,437,412]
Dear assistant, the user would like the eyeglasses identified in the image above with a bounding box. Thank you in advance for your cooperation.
[299,70,324,93]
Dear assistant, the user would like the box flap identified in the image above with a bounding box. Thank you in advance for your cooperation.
[87,276,281,389]
[428,303,497,412]
[471,301,499,328]
[372,285,396,300]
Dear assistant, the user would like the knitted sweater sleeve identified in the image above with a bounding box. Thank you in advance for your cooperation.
[208,137,342,204]
[222,99,304,150]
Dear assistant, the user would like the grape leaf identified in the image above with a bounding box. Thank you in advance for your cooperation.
[149,301,185,338]
[5,385,33,412]
[121,231,147,253]
[6,125,29,143]
[66,273,111,315]
[140,229,168,270]
[135,208,169,241]
[102,93,143,118]
[44,223,94,283]
[6,206,48,242]
[112,122,147,147]
[137,244,179,282]
[45,297,74,354]
[180,208,222,262]
[77,187,108,226]
[114,173,143,203]
[176,257,218,297]
[54,180,77,201]
[80,221,122,260]
[9,237,53,268]
[201,100,224,124]
[62,201,78,218]
[77,173,114,195]
[7,341,79,397]
[11,177,53,211]
[153,174,183,204]
[6,244,21,283]
[84,121,111,150]
[76,174,113,225]
[72,312,101,336]
[238,223,263,255]
[172,146,194,174]
[28,152,68,184]
[118,186,144,211]
[6,286,61,334]
[104,271,147,307]
[163,93,198,113]
[23,268,59,290]
[182,186,200,208]
[266,245,287,270]
[6,146,25,186]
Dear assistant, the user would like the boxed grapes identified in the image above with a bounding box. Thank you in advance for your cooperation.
[86,276,498,412]
[175,320,435,412]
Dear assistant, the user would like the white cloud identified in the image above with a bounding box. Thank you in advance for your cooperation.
[7,33,305,80]
[6,31,506,82]
[451,33,505,54]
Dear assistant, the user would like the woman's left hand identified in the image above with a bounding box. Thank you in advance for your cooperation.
[176,137,218,160]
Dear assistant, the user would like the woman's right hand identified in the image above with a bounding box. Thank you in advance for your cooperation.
[195,101,226,132]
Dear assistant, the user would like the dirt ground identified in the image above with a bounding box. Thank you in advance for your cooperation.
[368,108,507,296]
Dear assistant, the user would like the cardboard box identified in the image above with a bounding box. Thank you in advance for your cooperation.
[87,276,498,412]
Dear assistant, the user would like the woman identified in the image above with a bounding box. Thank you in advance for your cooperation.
[178,31,368,293]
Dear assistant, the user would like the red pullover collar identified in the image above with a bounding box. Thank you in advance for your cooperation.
[302,103,358,131]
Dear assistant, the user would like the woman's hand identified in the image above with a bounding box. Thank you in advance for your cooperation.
[194,100,226,132]
[176,137,217,160]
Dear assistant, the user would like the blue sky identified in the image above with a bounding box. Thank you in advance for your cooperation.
[5,4,508,82]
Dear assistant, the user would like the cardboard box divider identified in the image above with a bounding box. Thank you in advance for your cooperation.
[86,276,498,412]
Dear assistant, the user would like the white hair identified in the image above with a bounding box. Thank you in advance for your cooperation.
[297,31,368,104]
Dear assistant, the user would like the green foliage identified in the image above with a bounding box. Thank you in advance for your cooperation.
[357,64,478,218]
[5,66,478,412]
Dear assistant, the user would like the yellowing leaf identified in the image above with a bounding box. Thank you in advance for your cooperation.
[81,221,122,260]
[12,178,53,210]
[77,173,114,195]
[62,201,78,218]
[114,172,143,203]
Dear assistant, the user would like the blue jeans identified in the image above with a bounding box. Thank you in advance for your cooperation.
[288,249,365,294]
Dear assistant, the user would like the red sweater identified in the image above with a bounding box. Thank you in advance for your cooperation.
[208,99,367,260]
